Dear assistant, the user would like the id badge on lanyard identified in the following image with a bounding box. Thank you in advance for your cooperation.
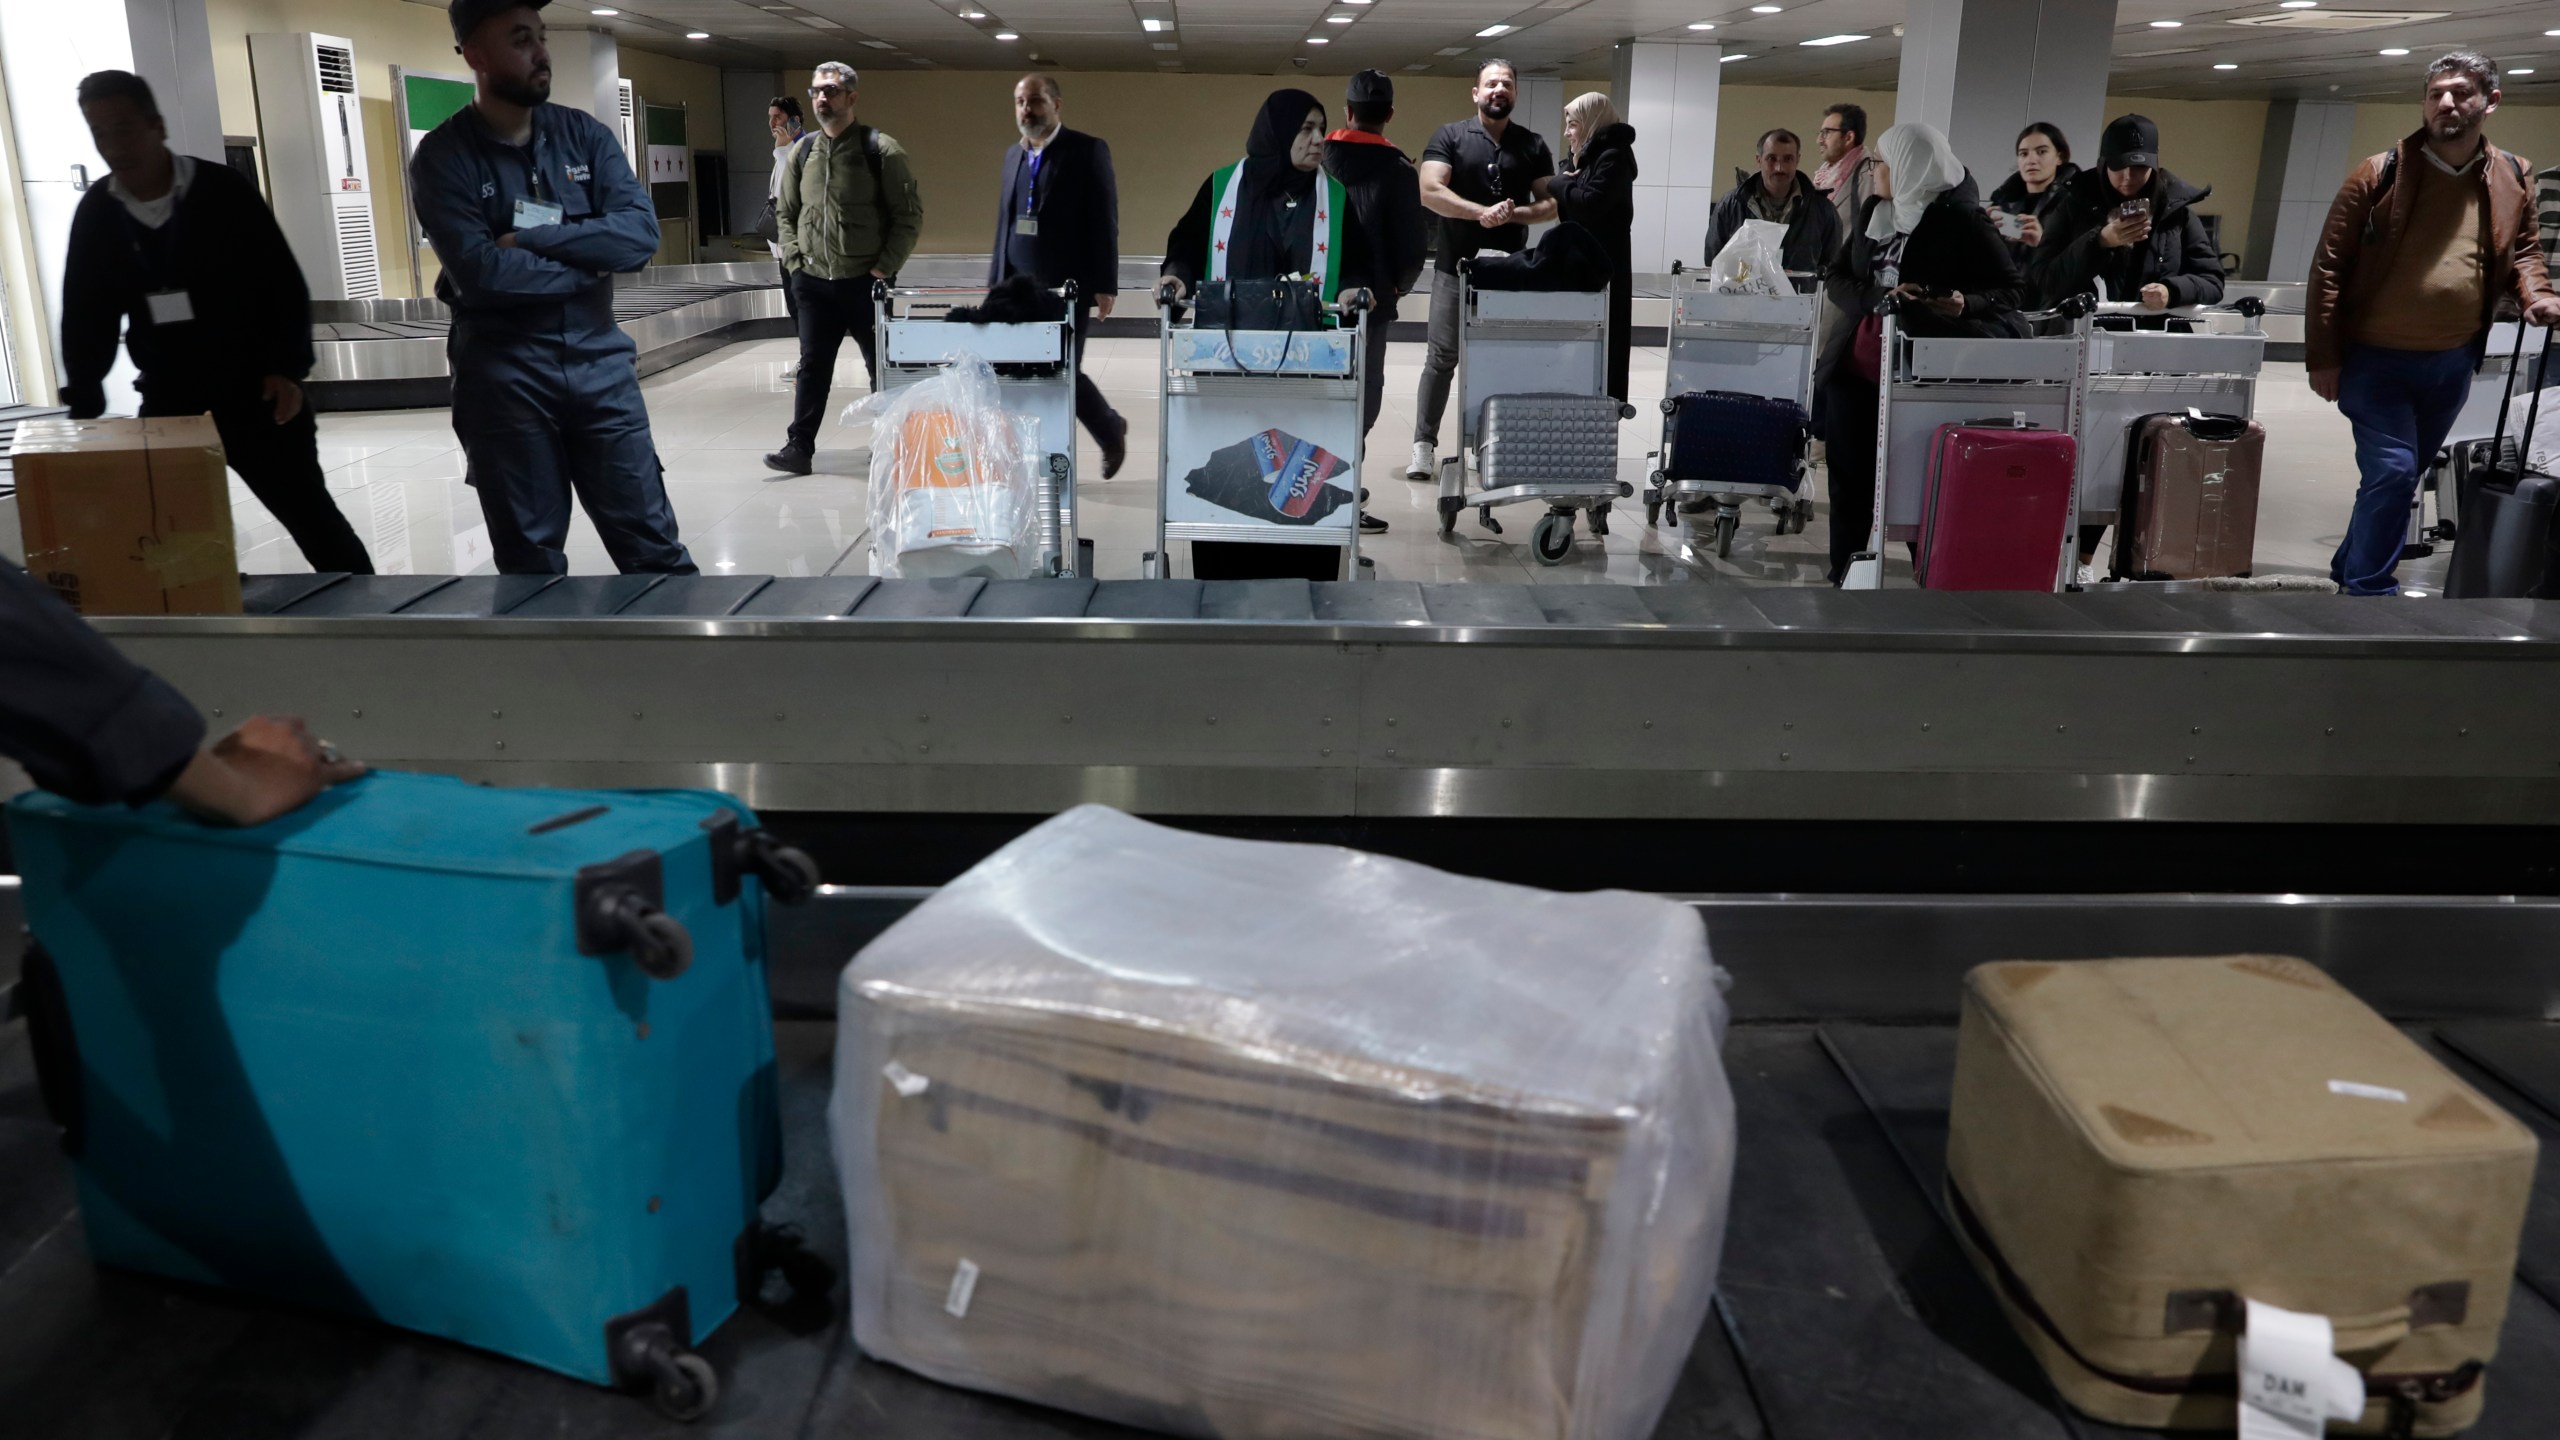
[127,207,192,325]
[512,142,563,229]
[1015,149,1041,237]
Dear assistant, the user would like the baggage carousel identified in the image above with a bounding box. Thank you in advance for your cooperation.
[4,880,2559,1439]
[306,262,793,412]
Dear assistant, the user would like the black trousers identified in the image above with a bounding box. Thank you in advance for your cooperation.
[786,271,879,452]
[1358,298,1397,441]
[775,257,798,324]
[1070,303,1123,448]
[1818,370,1880,587]
[139,382,373,575]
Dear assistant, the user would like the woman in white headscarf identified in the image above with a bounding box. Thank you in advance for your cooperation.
[1811,121,2026,585]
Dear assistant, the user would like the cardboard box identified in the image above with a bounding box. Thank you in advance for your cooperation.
[11,416,240,614]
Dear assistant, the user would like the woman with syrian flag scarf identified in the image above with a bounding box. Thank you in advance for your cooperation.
[1154,90,1374,580]
[1157,89,1366,313]
[1810,122,2027,586]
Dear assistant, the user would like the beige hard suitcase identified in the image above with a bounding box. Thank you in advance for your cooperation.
[1945,955,2537,1436]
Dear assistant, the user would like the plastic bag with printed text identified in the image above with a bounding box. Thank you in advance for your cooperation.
[854,350,1039,579]
[1708,218,1790,297]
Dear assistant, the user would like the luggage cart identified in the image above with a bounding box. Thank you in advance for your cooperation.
[872,281,1087,577]
[1149,291,1371,580]
[1844,300,2088,591]
[2074,297,2267,558]
[1645,266,1820,557]
[1435,271,1636,566]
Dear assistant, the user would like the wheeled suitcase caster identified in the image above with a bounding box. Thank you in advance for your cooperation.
[609,1290,721,1422]
[1532,511,1574,565]
[1479,507,1503,535]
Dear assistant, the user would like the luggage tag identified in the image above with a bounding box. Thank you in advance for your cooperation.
[513,196,565,229]
[145,289,194,325]
[2237,1298,2368,1440]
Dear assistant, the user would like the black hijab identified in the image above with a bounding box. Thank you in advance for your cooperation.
[1230,89,1324,280]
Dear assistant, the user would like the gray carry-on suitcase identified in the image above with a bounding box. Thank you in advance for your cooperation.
[1477,393,1622,489]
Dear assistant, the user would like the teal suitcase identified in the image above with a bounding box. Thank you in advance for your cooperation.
[5,771,818,1418]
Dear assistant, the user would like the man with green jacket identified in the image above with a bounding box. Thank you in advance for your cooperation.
[765,61,924,475]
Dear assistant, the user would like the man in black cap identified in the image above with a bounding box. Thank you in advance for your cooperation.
[408,0,696,575]
[1324,69,1425,532]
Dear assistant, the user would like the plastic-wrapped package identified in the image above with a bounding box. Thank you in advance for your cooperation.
[857,350,1039,578]
[1707,218,1789,296]
[829,805,1736,1440]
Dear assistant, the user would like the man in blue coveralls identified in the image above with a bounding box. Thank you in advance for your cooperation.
[411,0,695,576]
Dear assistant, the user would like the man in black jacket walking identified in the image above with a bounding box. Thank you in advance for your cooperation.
[60,71,372,575]
[989,74,1128,477]
[1324,70,1426,533]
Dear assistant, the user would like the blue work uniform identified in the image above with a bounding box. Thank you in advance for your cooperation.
[409,102,694,575]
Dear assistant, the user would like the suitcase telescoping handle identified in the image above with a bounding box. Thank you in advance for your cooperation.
[2484,320,2558,483]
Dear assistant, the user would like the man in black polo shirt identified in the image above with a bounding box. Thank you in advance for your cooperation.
[1409,58,1554,481]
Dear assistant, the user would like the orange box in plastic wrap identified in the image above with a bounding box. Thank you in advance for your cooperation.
[11,416,241,615]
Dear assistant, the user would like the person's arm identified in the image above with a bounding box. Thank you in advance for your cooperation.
[1418,158,1481,222]
[2164,210,2226,307]
[57,197,120,418]
[1511,139,1558,225]
[1157,173,1216,298]
[410,135,592,305]
[2,563,205,805]
[510,118,662,275]
[2026,195,2106,308]
[2305,159,2383,389]
[1808,189,1844,277]
[1703,196,1735,267]
[1093,137,1120,312]
[777,139,806,274]
[874,143,925,278]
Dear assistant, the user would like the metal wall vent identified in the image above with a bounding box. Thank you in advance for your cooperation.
[317,45,355,94]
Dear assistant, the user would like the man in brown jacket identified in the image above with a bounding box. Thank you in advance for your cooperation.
[2308,51,2559,595]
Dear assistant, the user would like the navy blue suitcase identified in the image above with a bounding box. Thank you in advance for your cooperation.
[1661,390,1807,490]
[6,773,823,1418]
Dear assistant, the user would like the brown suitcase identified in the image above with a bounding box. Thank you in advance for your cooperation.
[1946,956,2537,1436]
[2112,412,2264,581]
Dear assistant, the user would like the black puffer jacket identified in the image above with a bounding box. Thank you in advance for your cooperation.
[1985,161,2080,265]
[2029,165,2225,310]
[1549,122,1639,401]
[1816,173,2029,385]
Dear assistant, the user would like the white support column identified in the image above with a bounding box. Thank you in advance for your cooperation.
[1896,0,2118,193]
[124,0,223,161]
[1518,74,1564,240]
[545,27,622,137]
[2245,100,2357,282]
[1611,40,1719,276]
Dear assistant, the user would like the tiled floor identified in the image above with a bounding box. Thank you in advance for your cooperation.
[246,334,2445,592]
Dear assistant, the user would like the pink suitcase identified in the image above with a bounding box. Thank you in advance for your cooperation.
[1915,421,2077,591]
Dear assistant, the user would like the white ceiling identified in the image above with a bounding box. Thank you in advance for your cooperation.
[449,1,2560,102]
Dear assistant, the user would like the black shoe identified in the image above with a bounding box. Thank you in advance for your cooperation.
[1101,418,1129,480]
[1360,510,1389,534]
[763,446,812,476]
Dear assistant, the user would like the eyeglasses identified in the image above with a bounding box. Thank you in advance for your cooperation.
[1817,126,1847,137]
[807,84,848,98]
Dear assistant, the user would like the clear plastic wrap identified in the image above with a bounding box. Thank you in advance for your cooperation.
[1707,218,1790,296]
[830,805,1736,1440]
[857,350,1040,579]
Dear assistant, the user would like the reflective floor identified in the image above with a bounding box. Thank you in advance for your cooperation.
[254,335,2440,591]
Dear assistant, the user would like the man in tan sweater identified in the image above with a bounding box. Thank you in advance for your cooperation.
[2307,51,2559,595]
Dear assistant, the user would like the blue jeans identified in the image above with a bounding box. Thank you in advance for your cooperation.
[2330,342,2475,595]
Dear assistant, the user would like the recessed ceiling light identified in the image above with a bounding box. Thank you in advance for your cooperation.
[1327,13,1355,23]
[861,39,894,49]
[2150,20,2181,28]
[2379,47,2408,56]
[1141,17,1166,29]
[2279,1,2318,7]
[1751,5,1782,13]
[685,31,709,39]
[994,31,1018,40]
[2214,63,2238,70]
[1152,41,1175,50]
[590,6,617,13]
[1721,52,1751,62]
[1801,34,1869,47]
[2511,68,2537,75]
[1406,63,1431,71]
[1477,24,1512,37]
[960,10,985,17]
[1687,22,1716,31]
[1435,45,1468,55]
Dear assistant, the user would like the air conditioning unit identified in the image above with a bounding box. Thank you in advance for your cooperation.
[248,32,382,300]
[618,79,638,172]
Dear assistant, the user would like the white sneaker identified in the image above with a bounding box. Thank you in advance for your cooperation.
[2076,563,2096,586]
[1408,441,1436,481]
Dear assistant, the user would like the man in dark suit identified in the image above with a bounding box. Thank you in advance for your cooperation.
[989,74,1128,477]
